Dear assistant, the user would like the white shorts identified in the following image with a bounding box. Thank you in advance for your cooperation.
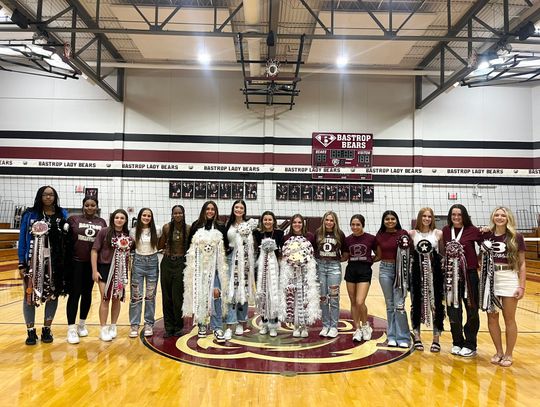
[494,269,519,297]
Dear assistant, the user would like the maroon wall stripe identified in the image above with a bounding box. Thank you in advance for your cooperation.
[0,147,534,169]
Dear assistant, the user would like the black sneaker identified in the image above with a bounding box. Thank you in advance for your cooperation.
[213,329,225,343]
[25,328,38,345]
[41,326,54,343]
[197,324,207,338]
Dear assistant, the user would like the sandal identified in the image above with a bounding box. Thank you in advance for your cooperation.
[430,342,441,353]
[413,340,424,351]
[490,354,503,365]
[499,356,513,367]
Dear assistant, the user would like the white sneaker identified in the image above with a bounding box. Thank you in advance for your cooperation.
[362,323,373,341]
[109,324,117,339]
[143,325,153,337]
[451,345,462,355]
[129,325,138,338]
[398,342,410,348]
[234,325,244,336]
[67,326,80,344]
[352,329,362,342]
[292,328,301,338]
[269,327,278,337]
[388,339,397,347]
[100,326,112,342]
[224,328,232,340]
[77,324,88,337]
[327,327,339,338]
[300,328,309,338]
[319,327,329,337]
[259,324,268,335]
[458,347,477,358]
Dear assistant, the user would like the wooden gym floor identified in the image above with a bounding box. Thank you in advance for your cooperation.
[0,263,539,407]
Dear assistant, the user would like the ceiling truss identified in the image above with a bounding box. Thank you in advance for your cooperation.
[0,0,538,108]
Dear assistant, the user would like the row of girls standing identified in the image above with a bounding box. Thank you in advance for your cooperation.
[374,205,527,366]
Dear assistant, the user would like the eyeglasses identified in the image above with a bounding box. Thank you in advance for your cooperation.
[42,193,55,197]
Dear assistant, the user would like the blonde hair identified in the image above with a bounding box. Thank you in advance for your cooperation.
[316,211,342,249]
[489,206,520,269]
[415,207,436,232]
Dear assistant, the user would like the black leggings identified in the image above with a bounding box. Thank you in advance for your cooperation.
[66,260,95,324]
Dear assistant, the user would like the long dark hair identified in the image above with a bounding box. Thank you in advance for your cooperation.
[290,213,307,236]
[135,207,158,249]
[226,200,247,230]
[259,210,277,231]
[106,209,129,247]
[377,210,403,234]
[194,200,221,229]
[447,204,473,227]
[167,205,187,250]
[30,185,62,215]
[350,214,365,228]
[82,196,99,217]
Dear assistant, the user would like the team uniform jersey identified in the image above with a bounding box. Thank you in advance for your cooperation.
[375,229,409,261]
[68,215,107,262]
[344,233,377,283]
[315,231,347,261]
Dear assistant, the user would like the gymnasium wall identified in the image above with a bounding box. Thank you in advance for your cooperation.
[0,69,538,233]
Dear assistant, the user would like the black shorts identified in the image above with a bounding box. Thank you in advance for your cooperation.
[97,263,111,282]
[345,262,373,283]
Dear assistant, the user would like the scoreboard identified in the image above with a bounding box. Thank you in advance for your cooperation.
[312,132,373,180]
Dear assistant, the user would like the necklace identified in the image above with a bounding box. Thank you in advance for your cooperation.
[173,227,181,241]
[451,227,463,242]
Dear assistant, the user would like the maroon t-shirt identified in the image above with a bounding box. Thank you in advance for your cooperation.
[315,231,347,260]
[482,232,526,265]
[92,228,131,264]
[345,233,377,264]
[442,225,482,270]
[68,215,107,262]
[376,229,409,261]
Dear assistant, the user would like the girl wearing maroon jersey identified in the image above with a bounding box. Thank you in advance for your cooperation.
[65,197,107,344]
[484,207,526,367]
[315,211,347,339]
[375,210,410,348]
[91,209,133,342]
[441,204,482,358]
[345,214,377,342]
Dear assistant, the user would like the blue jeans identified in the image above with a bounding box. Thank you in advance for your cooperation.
[129,253,159,326]
[210,274,223,330]
[379,261,410,344]
[317,260,342,329]
[224,252,248,324]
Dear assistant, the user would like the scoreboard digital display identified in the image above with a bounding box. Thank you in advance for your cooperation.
[311,132,373,179]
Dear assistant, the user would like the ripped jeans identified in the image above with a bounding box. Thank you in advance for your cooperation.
[379,261,410,344]
[317,260,342,329]
[129,253,159,327]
